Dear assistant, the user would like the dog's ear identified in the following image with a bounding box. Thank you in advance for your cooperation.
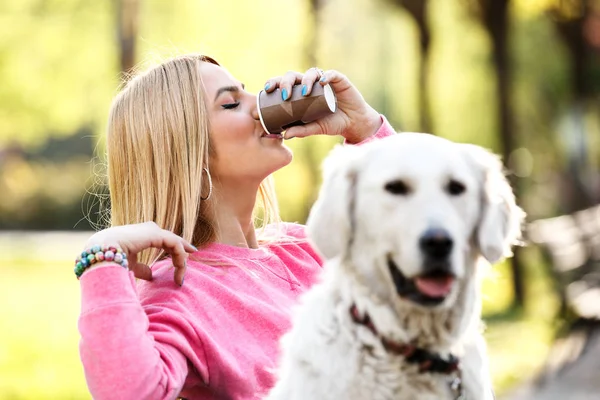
[462,144,526,264]
[306,144,364,259]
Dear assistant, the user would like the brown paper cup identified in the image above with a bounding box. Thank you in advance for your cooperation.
[257,82,337,135]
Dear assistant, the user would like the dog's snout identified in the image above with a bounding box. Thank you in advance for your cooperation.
[419,228,453,259]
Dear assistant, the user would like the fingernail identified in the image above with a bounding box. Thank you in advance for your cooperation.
[264,82,270,91]
[281,88,288,101]
[319,75,326,82]
[301,85,307,96]
[180,276,184,287]
[191,245,198,251]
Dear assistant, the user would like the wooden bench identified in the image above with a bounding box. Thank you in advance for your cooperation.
[528,204,600,320]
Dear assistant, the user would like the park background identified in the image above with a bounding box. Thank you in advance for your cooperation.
[1,0,599,399]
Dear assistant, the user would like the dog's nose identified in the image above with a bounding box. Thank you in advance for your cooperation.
[419,228,453,259]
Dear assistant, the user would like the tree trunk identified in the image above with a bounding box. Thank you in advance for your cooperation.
[389,0,432,132]
[115,0,140,74]
[417,17,432,133]
[551,2,595,212]
[483,0,526,309]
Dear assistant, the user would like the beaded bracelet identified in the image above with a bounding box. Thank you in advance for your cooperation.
[74,245,129,279]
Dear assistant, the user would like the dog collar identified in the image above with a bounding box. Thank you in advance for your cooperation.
[349,304,465,399]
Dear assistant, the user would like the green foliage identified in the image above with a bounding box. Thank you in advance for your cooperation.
[0,0,116,148]
[1,0,597,228]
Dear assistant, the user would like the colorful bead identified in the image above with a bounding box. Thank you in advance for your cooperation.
[74,245,128,279]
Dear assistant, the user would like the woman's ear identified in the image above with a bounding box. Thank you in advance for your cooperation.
[306,145,364,260]
[462,144,526,264]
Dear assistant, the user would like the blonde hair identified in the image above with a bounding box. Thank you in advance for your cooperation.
[106,54,281,265]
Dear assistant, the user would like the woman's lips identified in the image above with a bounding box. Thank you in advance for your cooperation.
[261,132,284,139]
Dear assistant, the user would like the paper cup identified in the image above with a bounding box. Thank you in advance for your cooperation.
[257,82,337,135]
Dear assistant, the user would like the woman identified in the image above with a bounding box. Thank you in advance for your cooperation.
[77,54,395,399]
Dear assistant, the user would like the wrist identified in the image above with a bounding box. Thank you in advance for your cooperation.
[75,244,129,279]
[79,261,124,278]
[343,110,382,144]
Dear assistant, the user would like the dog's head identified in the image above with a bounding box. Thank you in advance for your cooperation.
[306,133,525,309]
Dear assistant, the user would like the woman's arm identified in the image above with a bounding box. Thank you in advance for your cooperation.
[79,266,192,399]
[345,114,396,145]
[77,222,198,399]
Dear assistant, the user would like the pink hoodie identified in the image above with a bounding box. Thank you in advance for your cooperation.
[78,118,395,399]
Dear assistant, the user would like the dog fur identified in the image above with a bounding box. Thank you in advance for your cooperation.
[265,133,525,400]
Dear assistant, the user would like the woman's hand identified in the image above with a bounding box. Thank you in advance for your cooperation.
[81,222,197,286]
[263,68,382,143]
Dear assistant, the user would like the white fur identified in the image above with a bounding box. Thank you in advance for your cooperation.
[265,133,525,400]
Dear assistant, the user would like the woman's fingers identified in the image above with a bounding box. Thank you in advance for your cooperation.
[285,119,327,140]
[300,67,325,97]
[129,259,153,281]
[263,70,305,100]
[278,70,303,101]
[263,68,332,102]
[145,228,194,285]
[85,222,197,286]
[174,260,187,287]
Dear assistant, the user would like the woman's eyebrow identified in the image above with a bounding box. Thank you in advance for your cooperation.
[214,83,246,101]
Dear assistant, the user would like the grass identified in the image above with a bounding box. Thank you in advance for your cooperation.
[481,247,562,397]
[0,233,560,399]
[0,261,90,399]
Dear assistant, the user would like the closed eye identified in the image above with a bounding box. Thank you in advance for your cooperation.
[385,180,411,195]
[446,179,466,195]
[222,102,240,110]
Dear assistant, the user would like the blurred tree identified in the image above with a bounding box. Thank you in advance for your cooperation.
[548,0,599,211]
[382,0,432,132]
[465,0,526,309]
[116,0,140,74]
[0,0,116,147]
[0,0,116,230]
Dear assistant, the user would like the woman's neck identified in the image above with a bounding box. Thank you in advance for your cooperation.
[210,181,260,249]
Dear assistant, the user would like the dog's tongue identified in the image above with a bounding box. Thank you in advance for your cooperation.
[415,275,455,298]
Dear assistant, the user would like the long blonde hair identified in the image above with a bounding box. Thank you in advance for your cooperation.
[106,54,281,265]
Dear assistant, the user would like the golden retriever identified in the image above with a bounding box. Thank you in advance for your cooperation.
[266,133,525,400]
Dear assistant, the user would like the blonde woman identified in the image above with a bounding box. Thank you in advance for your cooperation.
[77,54,395,399]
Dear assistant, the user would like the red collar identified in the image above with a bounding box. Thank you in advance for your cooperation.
[349,304,460,375]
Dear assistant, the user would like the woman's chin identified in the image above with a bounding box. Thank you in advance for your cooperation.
[270,150,293,173]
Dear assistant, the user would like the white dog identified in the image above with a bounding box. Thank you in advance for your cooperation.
[265,133,525,400]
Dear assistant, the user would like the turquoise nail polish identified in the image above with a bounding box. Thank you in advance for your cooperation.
[264,82,270,91]
[301,85,307,96]
[282,88,288,101]
[319,75,326,82]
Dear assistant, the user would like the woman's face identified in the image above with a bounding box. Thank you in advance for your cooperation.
[200,62,293,185]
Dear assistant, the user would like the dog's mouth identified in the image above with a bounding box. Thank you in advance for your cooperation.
[388,258,456,307]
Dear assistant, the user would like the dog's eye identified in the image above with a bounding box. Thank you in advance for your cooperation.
[447,180,466,195]
[385,180,411,195]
